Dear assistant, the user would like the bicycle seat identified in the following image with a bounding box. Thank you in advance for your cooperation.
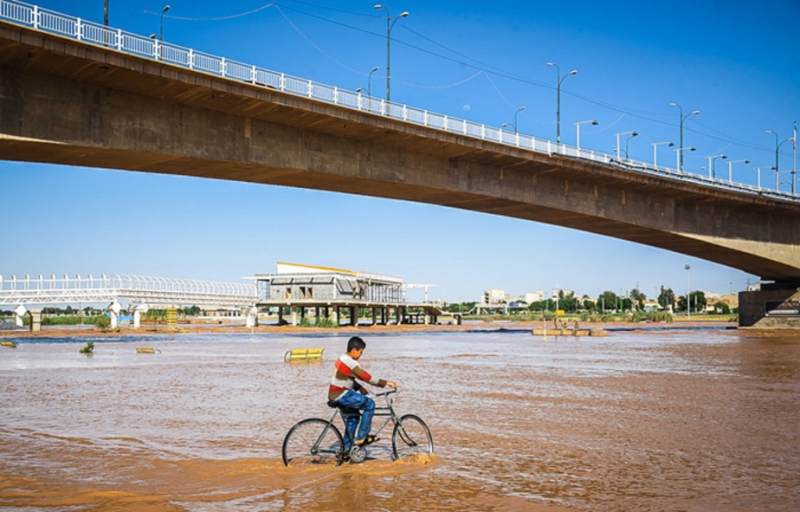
[327,400,361,415]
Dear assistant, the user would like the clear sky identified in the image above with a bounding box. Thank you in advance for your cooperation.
[1,0,799,303]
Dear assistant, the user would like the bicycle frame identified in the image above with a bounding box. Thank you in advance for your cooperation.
[331,389,400,447]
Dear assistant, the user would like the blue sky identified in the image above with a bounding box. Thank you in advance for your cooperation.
[1,0,798,302]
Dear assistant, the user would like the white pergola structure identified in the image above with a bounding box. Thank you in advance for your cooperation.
[0,274,258,328]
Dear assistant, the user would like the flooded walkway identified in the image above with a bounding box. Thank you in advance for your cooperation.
[1,330,798,511]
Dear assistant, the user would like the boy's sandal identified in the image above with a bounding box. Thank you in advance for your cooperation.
[357,434,380,446]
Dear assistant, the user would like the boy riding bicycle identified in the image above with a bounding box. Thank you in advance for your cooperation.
[328,336,396,451]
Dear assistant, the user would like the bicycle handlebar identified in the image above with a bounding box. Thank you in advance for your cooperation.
[373,388,398,397]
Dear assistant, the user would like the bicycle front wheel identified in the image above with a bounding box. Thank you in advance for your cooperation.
[392,414,433,460]
[282,418,344,467]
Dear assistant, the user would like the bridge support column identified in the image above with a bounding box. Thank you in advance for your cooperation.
[332,306,339,326]
[291,306,297,326]
[134,311,141,329]
[350,306,358,326]
[371,307,377,325]
[739,285,800,329]
[29,309,42,332]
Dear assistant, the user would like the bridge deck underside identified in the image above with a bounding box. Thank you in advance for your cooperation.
[1,22,799,283]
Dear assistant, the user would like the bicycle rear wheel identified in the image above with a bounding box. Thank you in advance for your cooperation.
[282,418,344,467]
[392,414,433,460]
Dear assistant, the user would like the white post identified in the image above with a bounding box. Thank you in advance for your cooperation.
[14,305,26,327]
[133,310,141,329]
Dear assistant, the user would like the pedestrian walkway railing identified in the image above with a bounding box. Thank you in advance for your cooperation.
[1,0,797,203]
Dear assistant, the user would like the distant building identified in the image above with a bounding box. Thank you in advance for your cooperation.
[256,262,405,303]
[483,289,506,305]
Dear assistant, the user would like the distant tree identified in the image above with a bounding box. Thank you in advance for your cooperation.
[658,286,675,309]
[629,288,646,310]
[597,291,619,312]
[582,299,596,311]
[713,301,731,314]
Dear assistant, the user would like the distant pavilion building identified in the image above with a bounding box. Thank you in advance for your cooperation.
[252,262,460,326]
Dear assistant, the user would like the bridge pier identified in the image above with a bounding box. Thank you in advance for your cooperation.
[739,284,800,329]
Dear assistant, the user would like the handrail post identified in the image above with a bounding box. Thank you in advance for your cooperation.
[76,17,81,41]
[116,28,122,51]
[32,5,38,30]
[188,48,194,69]
[308,79,313,98]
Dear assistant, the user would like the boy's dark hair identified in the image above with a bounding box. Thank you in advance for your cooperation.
[347,336,366,352]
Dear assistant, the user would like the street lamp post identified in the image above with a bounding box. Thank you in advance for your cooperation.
[614,131,637,161]
[513,106,525,134]
[546,62,577,144]
[652,141,674,167]
[726,159,749,184]
[675,146,696,173]
[159,4,170,41]
[368,65,379,97]
[670,103,700,172]
[766,130,793,192]
[374,5,408,104]
[575,119,598,150]
[685,264,691,319]
[755,166,770,190]
[705,154,727,179]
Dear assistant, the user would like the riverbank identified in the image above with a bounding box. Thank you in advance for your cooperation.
[0,317,752,339]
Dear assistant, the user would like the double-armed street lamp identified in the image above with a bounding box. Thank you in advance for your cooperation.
[374,5,408,104]
[575,119,597,150]
[670,103,700,172]
[614,130,637,161]
[727,159,749,184]
[705,154,727,179]
[766,130,794,193]
[674,146,696,173]
[546,62,577,144]
[652,141,674,167]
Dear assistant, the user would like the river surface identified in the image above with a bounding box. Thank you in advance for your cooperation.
[1,330,798,511]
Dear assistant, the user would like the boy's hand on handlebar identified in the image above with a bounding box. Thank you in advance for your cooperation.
[386,381,397,389]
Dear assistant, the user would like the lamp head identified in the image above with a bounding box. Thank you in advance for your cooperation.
[399,11,409,17]
[592,120,598,126]
[546,62,555,67]
[568,69,578,75]
[721,155,727,159]
[163,5,170,13]
[690,110,700,116]
[670,102,679,107]
[744,160,750,164]
[371,66,379,72]
[668,142,675,147]
[632,131,639,137]
[374,4,383,9]
[517,106,526,112]
[766,129,774,134]
[689,147,696,151]
[356,87,363,93]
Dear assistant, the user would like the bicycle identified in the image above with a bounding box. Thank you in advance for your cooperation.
[281,389,433,466]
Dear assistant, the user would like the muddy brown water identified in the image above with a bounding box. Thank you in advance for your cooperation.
[1,330,798,511]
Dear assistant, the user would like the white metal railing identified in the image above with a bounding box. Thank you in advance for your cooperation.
[1,0,797,203]
[0,274,258,307]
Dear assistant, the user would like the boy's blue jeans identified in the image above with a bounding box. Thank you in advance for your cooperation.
[336,390,375,451]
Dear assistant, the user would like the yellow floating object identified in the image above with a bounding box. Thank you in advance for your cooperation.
[136,347,156,354]
[1,341,17,348]
[284,347,324,362]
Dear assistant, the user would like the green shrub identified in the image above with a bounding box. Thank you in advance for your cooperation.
[79,341,94,355]
[314,317,339,328]
[647,311,674,323]
[95,315,111,330]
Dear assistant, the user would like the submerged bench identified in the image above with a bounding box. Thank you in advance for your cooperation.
[284,347,324,363]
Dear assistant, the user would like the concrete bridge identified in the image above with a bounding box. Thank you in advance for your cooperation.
[0,2,798,327]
